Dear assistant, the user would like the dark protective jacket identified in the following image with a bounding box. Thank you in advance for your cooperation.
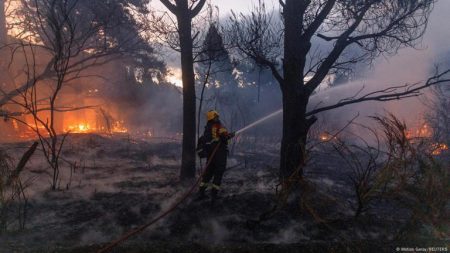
[203,120,231,156]
[198,119,231,192]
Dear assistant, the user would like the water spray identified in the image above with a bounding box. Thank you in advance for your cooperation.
[235,109,283,136]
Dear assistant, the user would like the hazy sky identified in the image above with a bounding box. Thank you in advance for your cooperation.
[150,0,278,16]
[313,1,450,126]
[153,0,450,92]
[211,0,278,15]
[150,0,279,85]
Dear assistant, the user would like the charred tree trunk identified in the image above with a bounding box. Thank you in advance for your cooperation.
[234,0,435,185]
[0,0,6,44]
[280,92,309,180]
[158,0,206,180]
[177,6,196,179]
[0,0,7,83]
[160,0,206,180]
[279,0,312,181]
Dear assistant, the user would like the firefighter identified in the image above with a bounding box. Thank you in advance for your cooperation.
[196,110,234,203]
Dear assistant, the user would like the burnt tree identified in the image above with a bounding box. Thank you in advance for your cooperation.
[1,0,164,189]
[0,0,162,107]
[0,0,5,44]
[160,0,207,180]
[230,0,446,182]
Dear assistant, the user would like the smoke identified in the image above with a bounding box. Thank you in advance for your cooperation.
[1,1,449,143]
[186,218,232,244]
[269,223,310,243]
[423,1,450,54]
[79,229,109,245]
[310,0,450,128]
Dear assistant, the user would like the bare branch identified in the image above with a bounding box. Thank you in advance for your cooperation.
[302,0,336,40]
[305,3,373,95]
[160,0,178,15]
[306,70,450,116]
[190,0,207,18]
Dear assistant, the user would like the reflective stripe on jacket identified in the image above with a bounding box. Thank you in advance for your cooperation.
[211,122,229,142]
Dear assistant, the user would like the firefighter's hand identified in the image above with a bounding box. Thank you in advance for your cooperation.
[229,132,236,138]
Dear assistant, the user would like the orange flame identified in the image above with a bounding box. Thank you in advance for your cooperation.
[431,143,449,156]
[319,132,336,141]
[111,121,128,133]
[64,120,129,134]
[12,119,19,130]
[66,123,93,133]
[406,123,433,139]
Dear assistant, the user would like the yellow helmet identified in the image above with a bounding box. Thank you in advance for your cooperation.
[206,110,219,121]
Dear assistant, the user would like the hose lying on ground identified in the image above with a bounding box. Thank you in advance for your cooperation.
[97,143,221,253]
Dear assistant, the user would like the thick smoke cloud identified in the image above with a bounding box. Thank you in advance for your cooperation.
[310,0,450,128]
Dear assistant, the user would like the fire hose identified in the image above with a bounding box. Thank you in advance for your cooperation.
[96,143,222,253]
[97,110,278,252]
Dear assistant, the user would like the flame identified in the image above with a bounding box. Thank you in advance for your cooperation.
[66,123,93,133]
[319,132,335,141]
[60,108,128,134]
[431,143,449,156]
[320,134,330,141]
[111,120,128,133]
[12,119,19,130]
[64,120,128,134]
[406,123,433,139]
[417,123,432,138]
[64,121,129,134]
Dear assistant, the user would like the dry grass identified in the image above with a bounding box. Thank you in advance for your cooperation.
[0,149,29,232]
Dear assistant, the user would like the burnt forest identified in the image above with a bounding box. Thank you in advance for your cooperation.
[0,0,449,252]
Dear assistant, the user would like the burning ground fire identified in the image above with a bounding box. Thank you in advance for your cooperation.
[406,123,448,155]
[405,123,432,139]
[319,132,336,142]
[431,143,449,156]
[2,110,132,141]
[66,123,92,133]
[317,122,448,156]
[65,120,128,134]
[61,108,129,134]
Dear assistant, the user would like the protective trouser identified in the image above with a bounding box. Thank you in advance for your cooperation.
[198,146,227,197]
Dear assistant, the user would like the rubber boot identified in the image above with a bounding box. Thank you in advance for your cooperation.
[195,186,207,201]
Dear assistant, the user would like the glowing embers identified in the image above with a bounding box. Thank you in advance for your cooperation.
[319,131,336,142]
[431,143,449,156]
[404,123,448,156]
[406,123,433,139]
[417,124,432,138]
[18,129,36,140]
[319,132,331,141]
[111,120,128,133]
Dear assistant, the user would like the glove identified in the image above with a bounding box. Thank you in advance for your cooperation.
[228,132,236,139]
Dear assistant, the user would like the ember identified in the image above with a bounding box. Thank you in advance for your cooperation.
[431,143,449,156]
[111,120,128,133]
[404,122,448,156]
[319,132,334,141]
[417,123,432,138]
[406,123,433,139]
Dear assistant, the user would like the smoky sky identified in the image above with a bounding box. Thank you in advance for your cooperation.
[151,0,450,133]
[311,0,450,127]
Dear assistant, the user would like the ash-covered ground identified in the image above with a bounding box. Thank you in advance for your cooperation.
[0,134,446,253]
